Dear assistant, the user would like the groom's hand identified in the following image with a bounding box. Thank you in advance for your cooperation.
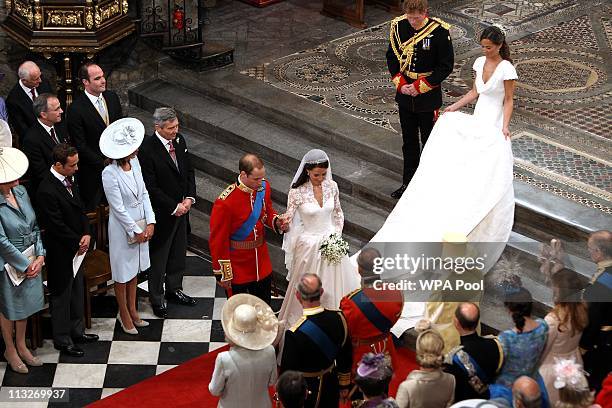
[401,84,419,97]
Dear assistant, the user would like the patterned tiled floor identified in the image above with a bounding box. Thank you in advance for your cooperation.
[241,0,612,212]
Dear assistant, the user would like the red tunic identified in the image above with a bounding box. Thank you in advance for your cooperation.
[209,179,279,285]
[340,287,404,375]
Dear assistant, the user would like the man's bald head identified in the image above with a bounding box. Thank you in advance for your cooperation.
[17,61,42,89]
[454,302,480,333]
[588,230,612,263]
[357,247,381,282]
[512,376,541,408]
[238,153,264,176]
[296,273,323,302]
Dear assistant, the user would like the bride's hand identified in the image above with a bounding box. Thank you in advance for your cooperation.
[502,126,511,140]
[444,103,458,113]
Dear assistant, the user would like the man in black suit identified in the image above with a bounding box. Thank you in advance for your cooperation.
[138,107,197,318]
[21,93,69,203]
[6,61,52,146]
[36,144,99,357]
[66,62,123,210]
[444,302,503,401]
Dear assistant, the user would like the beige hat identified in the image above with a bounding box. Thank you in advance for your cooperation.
[222,293,279,350]
[99,117,145,160]
[0,147,28,184]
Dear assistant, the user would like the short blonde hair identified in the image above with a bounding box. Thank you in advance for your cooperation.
[403,0,428,13]
[416,329,444,369]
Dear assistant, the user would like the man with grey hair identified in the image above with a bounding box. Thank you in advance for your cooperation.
[6,61,52,145]
[67,62,122,209]
[21,93,69,202]
[138,107,196,318]
[280,273,352,408]
[512,376,542,408]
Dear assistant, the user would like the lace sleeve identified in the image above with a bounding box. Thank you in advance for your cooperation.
[331,181,344,233]
[285,187,301,224]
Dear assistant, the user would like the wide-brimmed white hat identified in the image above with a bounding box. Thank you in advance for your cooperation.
[0,147,28,183]
[221,293,279,350]
[99,117,145,160]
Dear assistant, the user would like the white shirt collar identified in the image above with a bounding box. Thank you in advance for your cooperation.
[155,131,172,150]
[19,80,35,98]
[37,119,53,134]
[50,166,67,183]
[84,89,103,107]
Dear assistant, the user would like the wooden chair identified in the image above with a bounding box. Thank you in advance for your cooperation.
[82,205,113,329]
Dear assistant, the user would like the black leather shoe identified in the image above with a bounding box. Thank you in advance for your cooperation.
[391,184,408,199]
[152,305,168,318]
[54,344,84,357]
[167,289,197,306]
[73,333,99,343]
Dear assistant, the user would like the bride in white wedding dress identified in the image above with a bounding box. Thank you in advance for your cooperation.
[278,149,360,328]
[364,25,518,334]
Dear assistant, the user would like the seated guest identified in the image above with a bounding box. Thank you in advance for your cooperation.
[396,329,455,408]
[0,148,45,373]
[100,118,155,334]
[552,358,600,408]
[353,353,399,408]
[444,302,504,401]
[280,273,352,408]
[539,269,588,406]
[209,293,278,407]
[340,247,403,389]
[21,93,69,200]
[36,144,98,357]
[6,61,52,145]
[276,371,308,408]
[67,62,123,209]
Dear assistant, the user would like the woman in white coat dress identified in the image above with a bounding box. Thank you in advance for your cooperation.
[100,118,156,334]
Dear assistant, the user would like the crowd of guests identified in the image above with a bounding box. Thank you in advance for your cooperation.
[209,230,612,408]
[0,60,197,369]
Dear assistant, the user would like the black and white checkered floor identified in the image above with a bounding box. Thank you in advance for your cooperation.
[0,254,282,407]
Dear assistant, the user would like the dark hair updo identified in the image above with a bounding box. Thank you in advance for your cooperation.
[291,161,329,189]
[480,25,512,62]
[503,287,533,332]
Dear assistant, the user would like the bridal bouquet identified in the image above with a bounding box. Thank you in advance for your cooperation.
[320,233,349,265]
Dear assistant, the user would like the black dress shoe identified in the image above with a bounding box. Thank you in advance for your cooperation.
[167,289,197,306]
[152,305,168,318]
[73,333,99,343]
[391,184,408,199]
[54,344,84,357]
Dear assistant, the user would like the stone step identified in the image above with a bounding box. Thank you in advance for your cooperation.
[129,79,402,212]
[128,102,389,244]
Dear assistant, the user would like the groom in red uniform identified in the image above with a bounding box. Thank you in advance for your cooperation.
[340,247,404,396]
[209,154,287,304]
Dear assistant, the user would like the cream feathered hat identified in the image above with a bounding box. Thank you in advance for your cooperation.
[221,293,279,350]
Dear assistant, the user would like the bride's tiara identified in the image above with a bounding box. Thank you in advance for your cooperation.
[306,159,328,164]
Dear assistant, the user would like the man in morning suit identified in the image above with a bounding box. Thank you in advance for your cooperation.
[36,144,99,357]
[66,62,123,209]
[209,153,287,305]
[581,230,612,392]
[6,61,52,145]
[280,273,352,408]
[138,107,197,318]
[340,247,403,394]
[22,93,69,203]
[386,0,454,198]
[444,302,504,401]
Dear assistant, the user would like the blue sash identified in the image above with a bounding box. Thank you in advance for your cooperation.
[230,181,266,242]
[298,319,339,362]
[352,290,393,334]
[598,271,612,290]
[453,351,489,384]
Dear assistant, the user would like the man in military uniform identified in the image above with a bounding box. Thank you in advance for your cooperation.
[209,153,287,305]
[280,273,352,408]
[387,0,454,198]
[340,247,403,396]
[581,230,612,392]
[444,302,503,401]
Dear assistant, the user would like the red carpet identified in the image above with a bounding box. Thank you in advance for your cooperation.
[90,345,417,407]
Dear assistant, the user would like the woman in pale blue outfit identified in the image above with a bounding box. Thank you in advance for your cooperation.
[100,118,155,335]
[0,147,45,374]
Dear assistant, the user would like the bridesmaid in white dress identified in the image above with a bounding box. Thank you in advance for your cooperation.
[278,149,360,328]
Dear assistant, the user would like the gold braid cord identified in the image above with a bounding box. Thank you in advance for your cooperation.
[389,17,443,78]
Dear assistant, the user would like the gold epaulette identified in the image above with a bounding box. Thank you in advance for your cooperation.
[290,316,307,332]
[430,17,451,30]
[391,14,407,24]
[218,184,236,200]
[444,344,464,364]
[346,288,362,300]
